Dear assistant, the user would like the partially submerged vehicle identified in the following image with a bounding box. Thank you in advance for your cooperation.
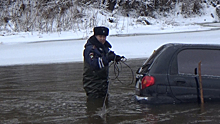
[135,43,220,104]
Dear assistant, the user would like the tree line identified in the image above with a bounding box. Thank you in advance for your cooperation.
[0,0,219,33]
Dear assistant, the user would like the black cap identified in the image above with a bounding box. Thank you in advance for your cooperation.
[93,26,109,36]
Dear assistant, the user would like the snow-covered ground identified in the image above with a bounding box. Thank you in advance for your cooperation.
[0,13,220,66]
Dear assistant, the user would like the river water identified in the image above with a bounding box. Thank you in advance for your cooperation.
[1,59,220,124]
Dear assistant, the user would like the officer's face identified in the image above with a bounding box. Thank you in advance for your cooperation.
[96,35,107,44]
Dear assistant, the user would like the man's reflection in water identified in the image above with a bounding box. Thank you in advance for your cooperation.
[86,97,108,124]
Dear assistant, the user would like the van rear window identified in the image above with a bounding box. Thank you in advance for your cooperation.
[177,49,220,76]
[140,45,166,73]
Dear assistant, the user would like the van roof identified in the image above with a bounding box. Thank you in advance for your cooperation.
[147,43,220,74]
[163,43,220,48]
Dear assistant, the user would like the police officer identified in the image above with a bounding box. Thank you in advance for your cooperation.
[83,26,122,99]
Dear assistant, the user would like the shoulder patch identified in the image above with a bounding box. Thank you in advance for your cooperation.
[89,52,94,59]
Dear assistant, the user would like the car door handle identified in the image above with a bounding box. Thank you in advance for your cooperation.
[174,78,186,84]
[176,80,186,84]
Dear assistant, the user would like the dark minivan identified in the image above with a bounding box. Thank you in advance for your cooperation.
[135,43,220,104]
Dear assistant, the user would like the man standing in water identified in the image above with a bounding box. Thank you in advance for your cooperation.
[83,26,122,99]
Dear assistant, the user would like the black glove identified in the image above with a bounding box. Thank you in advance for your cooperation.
[107,51,116,62]
[115,55,121,62]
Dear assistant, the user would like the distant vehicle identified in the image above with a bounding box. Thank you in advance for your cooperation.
[135,43,220,104]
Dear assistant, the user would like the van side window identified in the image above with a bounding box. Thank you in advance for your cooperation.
[177,49,220,76]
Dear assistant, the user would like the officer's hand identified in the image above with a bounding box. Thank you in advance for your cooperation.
[116,56,126,62]
[107,51,116,62]
[115,55,121,62]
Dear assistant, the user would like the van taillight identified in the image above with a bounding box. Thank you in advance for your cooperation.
[141,76,155,89]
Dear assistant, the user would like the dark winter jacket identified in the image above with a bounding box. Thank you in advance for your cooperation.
[83,35,112,98]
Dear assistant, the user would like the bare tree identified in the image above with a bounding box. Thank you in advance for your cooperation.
[0,0,216,34]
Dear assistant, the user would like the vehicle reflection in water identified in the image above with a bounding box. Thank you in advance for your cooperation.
[0,59,220,123]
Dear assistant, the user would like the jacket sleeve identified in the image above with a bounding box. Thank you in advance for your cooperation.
[84,46,109,70]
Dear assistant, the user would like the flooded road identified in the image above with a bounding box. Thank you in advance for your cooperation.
[1,59,220,124]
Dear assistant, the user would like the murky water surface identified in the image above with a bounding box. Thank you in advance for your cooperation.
[1,59,220,124]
